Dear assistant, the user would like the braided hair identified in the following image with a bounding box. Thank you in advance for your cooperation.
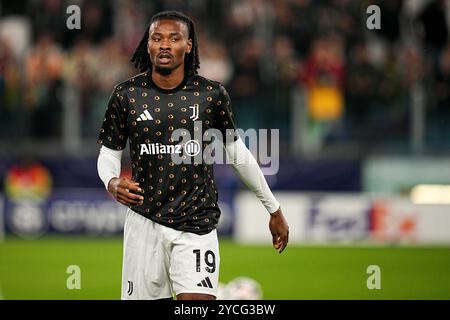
[130,11,200,76]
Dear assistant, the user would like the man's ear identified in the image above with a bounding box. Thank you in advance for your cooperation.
[186,39,192,54]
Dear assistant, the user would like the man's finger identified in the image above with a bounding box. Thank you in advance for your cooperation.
[126,191,144,201]
[117,197,129,207]
[274,236,283,251]
[279,235,288,253]
[272,234,279,247]
[118,188,144,201]
[127,183,142,193]
[278,239,286,253]
[118,193,141,206]
[117,190,142,202]
[117,194,133,205]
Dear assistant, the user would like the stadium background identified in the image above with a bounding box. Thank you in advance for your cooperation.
[1,0,450,299]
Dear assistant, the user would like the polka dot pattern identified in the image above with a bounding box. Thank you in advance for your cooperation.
[97,74,237,235]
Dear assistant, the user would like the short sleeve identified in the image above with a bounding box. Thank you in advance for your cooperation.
[97,88,129,151]
[213,85,238,142]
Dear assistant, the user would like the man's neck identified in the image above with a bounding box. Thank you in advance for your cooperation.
[151,66,185,90]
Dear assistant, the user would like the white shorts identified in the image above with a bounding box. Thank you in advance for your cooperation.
[121,209,220,300]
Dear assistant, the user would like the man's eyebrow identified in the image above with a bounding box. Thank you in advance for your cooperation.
[150,32,184,36]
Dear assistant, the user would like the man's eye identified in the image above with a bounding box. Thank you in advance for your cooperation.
[153,38,160,42]
[171,38,179,42]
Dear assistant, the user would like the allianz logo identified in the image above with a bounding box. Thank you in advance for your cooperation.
[139,140,200,156]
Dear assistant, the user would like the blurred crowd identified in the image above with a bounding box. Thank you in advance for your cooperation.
[0,0,450,154]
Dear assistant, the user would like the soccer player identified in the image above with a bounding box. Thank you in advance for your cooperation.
[97,11,289,300]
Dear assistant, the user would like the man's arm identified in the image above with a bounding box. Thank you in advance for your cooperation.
[224,138,289,253]
[97,146,144,207]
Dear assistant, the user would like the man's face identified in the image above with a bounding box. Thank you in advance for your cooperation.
[148,19,192,75]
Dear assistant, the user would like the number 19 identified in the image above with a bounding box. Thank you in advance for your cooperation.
[193,249,216,273]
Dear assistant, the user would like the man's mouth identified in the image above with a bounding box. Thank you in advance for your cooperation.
[157,53,172,64]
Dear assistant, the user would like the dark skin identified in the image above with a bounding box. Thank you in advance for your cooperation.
[108,18,289,300]
[270,207,289,253]
[147,19,192,90]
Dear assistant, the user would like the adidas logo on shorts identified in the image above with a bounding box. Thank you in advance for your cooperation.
[197,276,213,288]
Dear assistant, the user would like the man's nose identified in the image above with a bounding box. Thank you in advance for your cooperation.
[159,39,171,50]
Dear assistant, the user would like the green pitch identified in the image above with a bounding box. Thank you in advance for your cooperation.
[0,236,449,299]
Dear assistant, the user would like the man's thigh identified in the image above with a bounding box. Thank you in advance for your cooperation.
[170,229,220,298]
[121,209,173,300]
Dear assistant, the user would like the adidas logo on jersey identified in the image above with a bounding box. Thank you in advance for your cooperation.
[136,110,153,121]
[197,277,213,288]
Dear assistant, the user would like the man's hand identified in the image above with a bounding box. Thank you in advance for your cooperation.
[269,207,289,253]
[107,177,144,207]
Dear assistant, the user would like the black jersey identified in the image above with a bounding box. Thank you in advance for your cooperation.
[97,72,237,235]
